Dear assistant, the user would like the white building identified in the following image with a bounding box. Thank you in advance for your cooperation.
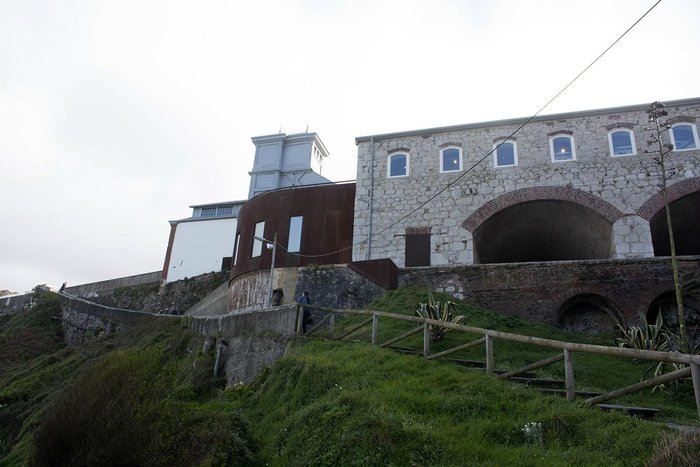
[161,132,331,283]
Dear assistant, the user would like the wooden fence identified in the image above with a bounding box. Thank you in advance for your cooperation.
[296,304,700,420]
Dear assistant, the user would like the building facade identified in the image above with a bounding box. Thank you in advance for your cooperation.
[161,132,332,284]
[352,98,700,268]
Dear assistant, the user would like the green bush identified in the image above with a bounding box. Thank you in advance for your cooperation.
[30,348,255,466]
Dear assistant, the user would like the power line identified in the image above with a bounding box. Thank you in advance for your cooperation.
[281,0,663,259]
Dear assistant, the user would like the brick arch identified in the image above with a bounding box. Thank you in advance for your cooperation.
[636,177,700,221]
[461,186,625,232]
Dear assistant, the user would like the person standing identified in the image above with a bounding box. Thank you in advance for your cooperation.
[297,290,312,333]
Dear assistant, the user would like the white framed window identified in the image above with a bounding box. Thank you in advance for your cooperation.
[387,153,409,178]
[288,216,303,253]
[440,147,462,172]
[252,221,265,257]
[493,141,517,167]
[608,130,636,156]
[670,123,698,151]
[549,135,576,162]
[233,233,241,265]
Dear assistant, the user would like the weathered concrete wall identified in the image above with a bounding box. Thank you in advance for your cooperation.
[353,99,700,266]
[64,271,162,297]
[72,271,228,314]
[185,281,230,317]
[228,269,270,312]
[60,293,298,384]
[190,305,298,385]
[0,292,33,314]
[401,257,700,332]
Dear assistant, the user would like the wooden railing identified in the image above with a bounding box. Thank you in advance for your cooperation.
[296,304,700,419]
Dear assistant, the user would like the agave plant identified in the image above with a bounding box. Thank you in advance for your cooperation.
[415,291,466,342]
[617,311,681,392]
[616,311,671,352]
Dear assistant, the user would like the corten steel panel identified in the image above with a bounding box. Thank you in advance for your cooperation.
[347,259,398,290]
[232,183,356,279]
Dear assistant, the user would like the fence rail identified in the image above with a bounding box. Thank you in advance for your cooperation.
[297,304,700,419]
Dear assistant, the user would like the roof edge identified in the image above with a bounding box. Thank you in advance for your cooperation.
[355,96,700,144]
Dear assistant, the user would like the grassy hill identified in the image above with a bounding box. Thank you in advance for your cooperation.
[0,289,698,466]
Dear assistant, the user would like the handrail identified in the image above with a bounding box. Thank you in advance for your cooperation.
[301,303,700,419]
[302,304,700,365]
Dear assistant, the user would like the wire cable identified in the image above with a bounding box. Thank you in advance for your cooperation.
[280,0,663,259]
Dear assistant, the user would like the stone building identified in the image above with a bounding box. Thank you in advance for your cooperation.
[352,97,700,268]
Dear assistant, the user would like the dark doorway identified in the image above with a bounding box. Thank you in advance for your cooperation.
[650,191,700,256]
[473,200,613,264]
[405,233,430,267]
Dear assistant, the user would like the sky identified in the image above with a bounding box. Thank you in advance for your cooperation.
[1,0,699,294]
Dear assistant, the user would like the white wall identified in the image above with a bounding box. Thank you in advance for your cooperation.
[166,218,237,283]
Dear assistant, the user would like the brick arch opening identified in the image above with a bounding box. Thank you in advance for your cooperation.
[470,199,615,264]
[557,293,622,335]
[649,191,700,256]
[647,286,700,350]
[637,177,700,221]
[462,186,624,233]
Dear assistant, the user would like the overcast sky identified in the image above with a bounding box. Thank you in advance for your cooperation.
[1,0,698,293]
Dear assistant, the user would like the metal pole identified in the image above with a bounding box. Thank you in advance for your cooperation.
[267,233,277,308]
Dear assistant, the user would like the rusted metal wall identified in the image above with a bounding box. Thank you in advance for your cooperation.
[231,183,356,279]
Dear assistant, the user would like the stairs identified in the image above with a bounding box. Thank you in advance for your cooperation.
[388,345,662,419]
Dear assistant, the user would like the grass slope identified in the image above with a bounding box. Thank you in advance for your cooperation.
[1,288,698,466]
[243,340,661,466]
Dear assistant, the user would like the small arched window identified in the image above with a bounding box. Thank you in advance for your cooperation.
[440,147,462,172]
[388,153,409,178]
[670,123,698,151]
[549,135,576,162]
[493,141,517,167]
[608,129,636,156]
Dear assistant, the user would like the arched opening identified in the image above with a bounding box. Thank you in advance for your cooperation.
[650,191,700,256]
[647,286,700,350]
[472,200,613,264]
[557,294,622,335]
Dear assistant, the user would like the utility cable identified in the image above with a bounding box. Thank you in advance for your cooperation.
[278,0,663,259]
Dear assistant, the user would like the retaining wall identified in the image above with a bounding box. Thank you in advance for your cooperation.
[401,257,700,330]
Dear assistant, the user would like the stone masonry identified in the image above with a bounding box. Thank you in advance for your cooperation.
[353,98,700,267]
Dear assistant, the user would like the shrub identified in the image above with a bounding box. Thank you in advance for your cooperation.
[30,348,255,466]
[415,291,466,341]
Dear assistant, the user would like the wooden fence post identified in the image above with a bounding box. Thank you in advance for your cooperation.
[371,313,378,345]
[691,361,700,420]
[564,348,575,400]
[423,322,430,357]
[330,312,335,339]
[485,334,494,376]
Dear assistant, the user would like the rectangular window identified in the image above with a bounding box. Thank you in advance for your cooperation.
[609,130,636,156]
[388,153,408,177]
[233,233,240,265]
[671,124,698,151]
[288,216,303,253]
[200,207,217,217]
[550,136,575,162]
[494,141,517,167]
[252,221,265,257]
[440,147,462,172]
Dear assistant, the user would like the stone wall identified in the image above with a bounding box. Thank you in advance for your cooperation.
[401,257,700,333]
[71,271,228,314]
[64,271,162,297]
[294,264,386,310]
[228,265,386,313]
[353,99,700,266]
